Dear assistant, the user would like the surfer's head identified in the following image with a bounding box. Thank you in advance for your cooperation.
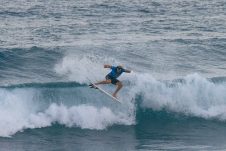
[116,65,123,73]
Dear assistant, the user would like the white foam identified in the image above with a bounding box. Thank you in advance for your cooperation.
[130,73,226,120]
[29,103,133,130]
[0,88,134,137]
[0,89,38,137]
[3,52,226,137]
[54,54,120,83]
[55,54,226,121]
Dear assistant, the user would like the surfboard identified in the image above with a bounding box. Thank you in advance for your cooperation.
[89,83,121,103]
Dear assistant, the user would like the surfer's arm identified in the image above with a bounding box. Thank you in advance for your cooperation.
[104,64,112,68]
[124,69,131,73]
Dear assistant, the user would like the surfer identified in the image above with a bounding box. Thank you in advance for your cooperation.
[89,65,131,98]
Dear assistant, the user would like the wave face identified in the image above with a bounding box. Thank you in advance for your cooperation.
[1,48,226,138]
[1,73,226,137]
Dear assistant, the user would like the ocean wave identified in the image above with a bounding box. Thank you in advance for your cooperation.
[132,73,226,121]
[0,82,135,137]
[1,71,226,137]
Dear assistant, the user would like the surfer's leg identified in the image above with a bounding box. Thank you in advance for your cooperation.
[90,80,111,89]
[95,79,111,85]
[95,75,112,85]
[113,81,123,98]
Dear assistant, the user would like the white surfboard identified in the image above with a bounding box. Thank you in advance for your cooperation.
[89,83,121,103]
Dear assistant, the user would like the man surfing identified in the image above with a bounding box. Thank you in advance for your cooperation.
[89,65,131,98]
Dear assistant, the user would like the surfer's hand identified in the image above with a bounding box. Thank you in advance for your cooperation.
[104,65,111,68]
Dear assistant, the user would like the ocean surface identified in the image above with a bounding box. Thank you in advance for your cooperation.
[0,0,226,150]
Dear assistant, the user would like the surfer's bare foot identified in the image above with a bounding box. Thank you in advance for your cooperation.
[112,93,117,98]
[89,84,98,89]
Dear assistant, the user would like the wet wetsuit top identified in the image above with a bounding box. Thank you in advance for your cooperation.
[105,66,125,84]
[108,66,125,78]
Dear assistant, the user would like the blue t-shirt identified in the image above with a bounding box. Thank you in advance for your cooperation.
[108,66,125,79]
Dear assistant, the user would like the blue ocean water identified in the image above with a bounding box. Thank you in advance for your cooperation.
[1,0,226,150]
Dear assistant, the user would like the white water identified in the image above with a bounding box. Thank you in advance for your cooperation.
[1,55,226,137]
[0,88,134,137]
[131,73,226,120]
[56,54,226,121]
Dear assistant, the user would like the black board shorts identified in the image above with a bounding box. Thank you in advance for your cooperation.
[105,75,119,85]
